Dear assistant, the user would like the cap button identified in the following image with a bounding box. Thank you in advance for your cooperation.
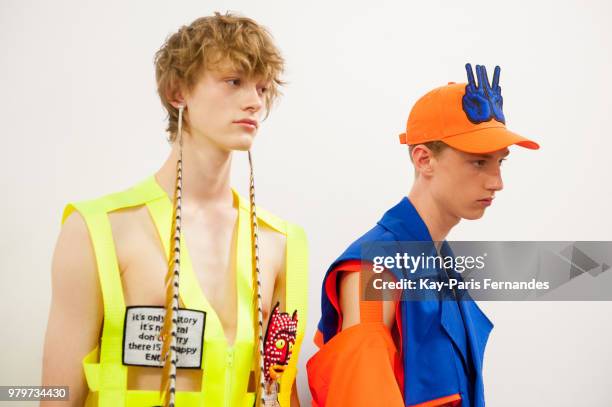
[447,81,456,85]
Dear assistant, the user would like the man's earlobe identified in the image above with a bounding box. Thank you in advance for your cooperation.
[170,98,185,109]
[416,161,434,177]
[167,86,186,109]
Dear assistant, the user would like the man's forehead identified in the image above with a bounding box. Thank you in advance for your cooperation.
[207,58,269,81]
[465,148,510,159]
[207,59,241,75]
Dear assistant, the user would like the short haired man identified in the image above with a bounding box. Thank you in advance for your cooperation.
[307,64,539,407]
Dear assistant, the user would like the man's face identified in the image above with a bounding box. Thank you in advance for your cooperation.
[429,147,509,220]
[182,64,270,151]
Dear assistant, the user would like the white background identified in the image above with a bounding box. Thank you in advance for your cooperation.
[1,0,611,405]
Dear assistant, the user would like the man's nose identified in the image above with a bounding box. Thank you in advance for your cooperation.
[486,168,504,192]
[242,85,263,113]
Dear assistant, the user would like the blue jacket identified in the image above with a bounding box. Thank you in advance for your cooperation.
[316,197,494,406]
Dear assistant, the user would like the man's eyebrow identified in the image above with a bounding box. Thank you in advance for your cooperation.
[218,71,242,77]
[473,150,510,159]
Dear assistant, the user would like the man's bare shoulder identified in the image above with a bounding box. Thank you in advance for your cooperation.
[60,179,154,256]
[51,209,102,310]
[54,210,94,270]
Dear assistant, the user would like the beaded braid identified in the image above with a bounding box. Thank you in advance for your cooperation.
[247,151,268,406]
[159,105,184,407]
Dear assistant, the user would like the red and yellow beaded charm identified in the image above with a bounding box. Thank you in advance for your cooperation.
[261,302,298,405]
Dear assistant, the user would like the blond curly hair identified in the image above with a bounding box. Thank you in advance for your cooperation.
[154,12,285,141]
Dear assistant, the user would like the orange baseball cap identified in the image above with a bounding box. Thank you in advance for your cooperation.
[398,64,539,153]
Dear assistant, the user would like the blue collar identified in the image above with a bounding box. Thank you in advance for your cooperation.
[377,197,434,242]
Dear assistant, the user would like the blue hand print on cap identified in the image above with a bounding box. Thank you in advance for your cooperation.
[462,63,506,124]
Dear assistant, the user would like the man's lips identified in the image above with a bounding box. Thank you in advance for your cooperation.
[233,118,258,129]
[477,197,494,206]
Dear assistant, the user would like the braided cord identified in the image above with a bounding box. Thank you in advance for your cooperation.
[159,106,184,407]
[248,151,267,406]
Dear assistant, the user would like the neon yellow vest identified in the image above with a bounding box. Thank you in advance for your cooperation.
[61,176,308,406]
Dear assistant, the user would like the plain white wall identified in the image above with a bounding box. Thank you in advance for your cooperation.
[1,0,611,405]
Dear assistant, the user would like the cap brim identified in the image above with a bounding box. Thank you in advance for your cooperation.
[442,127,540,154]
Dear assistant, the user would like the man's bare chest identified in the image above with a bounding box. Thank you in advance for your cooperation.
[108,205,283,332]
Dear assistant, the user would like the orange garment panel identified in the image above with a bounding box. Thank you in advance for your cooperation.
[307,261,462,407]
[307,322,404,407]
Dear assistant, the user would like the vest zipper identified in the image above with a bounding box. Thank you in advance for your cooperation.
[224,346,234,407]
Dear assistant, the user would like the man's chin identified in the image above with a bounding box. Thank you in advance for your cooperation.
[227,133,256,151]
[461,208,486,221]
[215,141,252,152]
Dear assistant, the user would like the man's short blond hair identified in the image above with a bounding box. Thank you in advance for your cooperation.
[154,12,285,141]
[408,141,448,161]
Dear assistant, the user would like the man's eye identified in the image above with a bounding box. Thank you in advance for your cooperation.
[473,160,486,168]
[227,78,241,86]
[255,84,268,95]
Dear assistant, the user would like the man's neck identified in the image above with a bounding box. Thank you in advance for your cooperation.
[408,184,460,243]
[155,131,234,208]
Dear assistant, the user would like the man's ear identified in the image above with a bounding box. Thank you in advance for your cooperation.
[411,145,435,177]
[166,82,187,109]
